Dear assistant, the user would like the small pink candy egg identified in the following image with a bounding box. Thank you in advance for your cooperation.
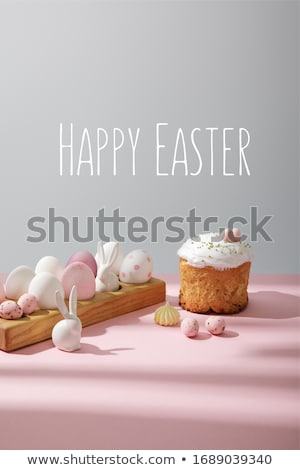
[66,251,98,277]
[17,293,39,314]
[205,316,226,335]
[0,300,23,320]
[181,317,199,337]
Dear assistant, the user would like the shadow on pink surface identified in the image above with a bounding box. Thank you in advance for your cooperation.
[0,364,298,390]
[8,339,135,356]
[241,291,300,319]
[0,407,298,450]
[166,291,300,319]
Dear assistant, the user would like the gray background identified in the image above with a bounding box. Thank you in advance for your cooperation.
[0,0,299,274]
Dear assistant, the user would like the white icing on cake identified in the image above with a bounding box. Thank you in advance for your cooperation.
[177,232,253,270]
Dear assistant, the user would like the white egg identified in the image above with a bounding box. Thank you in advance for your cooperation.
[29,272,65,309]
[119,250,153,284]
[35,256,64,280]
[5,265,35,300]
[95,242,124,275]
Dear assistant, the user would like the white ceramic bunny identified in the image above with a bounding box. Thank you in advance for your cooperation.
[52,285,82,352]
[95,241,120,292]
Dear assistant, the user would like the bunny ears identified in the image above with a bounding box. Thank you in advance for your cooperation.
[97,241,119,268]
[210,228,241,243]
[56,285,77,319]
[52,284,81,352]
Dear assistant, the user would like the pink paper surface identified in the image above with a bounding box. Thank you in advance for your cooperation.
[0,274,299,450]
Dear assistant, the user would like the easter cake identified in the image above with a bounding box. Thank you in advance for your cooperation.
[177,230,253,314]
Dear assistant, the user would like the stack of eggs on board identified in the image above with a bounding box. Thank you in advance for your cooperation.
[0,242,153,320]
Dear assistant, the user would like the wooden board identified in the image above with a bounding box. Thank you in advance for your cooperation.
[0,277,166,352]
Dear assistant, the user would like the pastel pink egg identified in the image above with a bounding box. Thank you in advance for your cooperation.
[205,316,226,335]
[0,300,23,320]
[61,261,95,300]
[67,251,98,277]
[17,293,39,314]
[181,317,199,337]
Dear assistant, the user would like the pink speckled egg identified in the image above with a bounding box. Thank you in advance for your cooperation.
[0,300,23,320]
[119,250,153,283]
[67,251,98,277]
[205,316,226,335]
[0,283,5,303]
[61,261,95,300]
[181,317,199,337]
[17,293,39,314]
